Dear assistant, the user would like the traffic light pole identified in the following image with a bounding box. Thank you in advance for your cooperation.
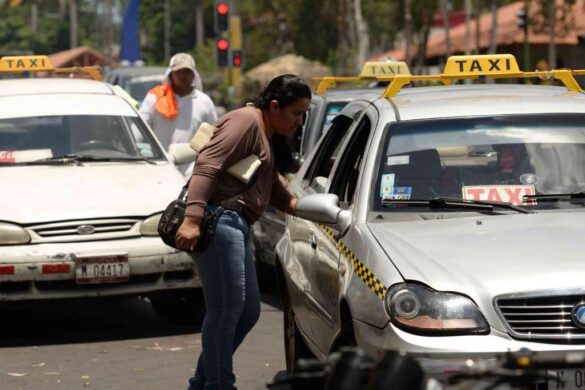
[230,15,242,88]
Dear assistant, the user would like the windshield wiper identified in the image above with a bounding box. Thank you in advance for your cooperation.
[381,197,533,214]
[110,156,158,165]
[26,155,157,165]
[24,154,111,165]
[524,192,585,202]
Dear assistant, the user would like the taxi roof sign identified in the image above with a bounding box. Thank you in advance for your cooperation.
[380,53,585,98]
[314,61,411,94]
[442,54,521,78]
[0,54,101,80]
[359,61,410,78]
[0,55,54,72]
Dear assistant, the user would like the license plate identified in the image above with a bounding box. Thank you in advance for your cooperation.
[75,254,129,284]
[548,369,585,390]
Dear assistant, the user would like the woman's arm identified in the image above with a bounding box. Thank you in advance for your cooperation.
[269,170,297,215]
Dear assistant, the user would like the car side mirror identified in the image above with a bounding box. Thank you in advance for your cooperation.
[295,193,351,234]
[168,143,197,165]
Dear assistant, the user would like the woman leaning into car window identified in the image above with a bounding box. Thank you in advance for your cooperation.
[175,74,311,390]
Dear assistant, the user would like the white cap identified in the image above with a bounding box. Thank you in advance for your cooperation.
[169,53,196,73]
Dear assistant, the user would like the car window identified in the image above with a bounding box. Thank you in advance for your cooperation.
[329,115,372,207]
[372,114,585,211]
[321,102,348,135]
[0,114,165,164]
[302,114,355,192]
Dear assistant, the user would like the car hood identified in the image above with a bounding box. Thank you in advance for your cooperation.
[368,212,585,297]
[1,163,184,224]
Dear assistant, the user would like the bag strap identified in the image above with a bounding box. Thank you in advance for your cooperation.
[178,179,190,201]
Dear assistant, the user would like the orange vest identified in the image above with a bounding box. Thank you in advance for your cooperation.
[148,83,178,120]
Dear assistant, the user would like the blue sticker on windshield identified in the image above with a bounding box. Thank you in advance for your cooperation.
[380,174,395,198]
[386,186,412,200]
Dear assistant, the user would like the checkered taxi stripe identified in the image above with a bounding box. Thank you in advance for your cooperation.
[319,225,387,300]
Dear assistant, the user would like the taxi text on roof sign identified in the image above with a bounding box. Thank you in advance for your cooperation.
[359,61,410,78]
[0,55,54,72]
[442,54,521,77]
[314,61,411,94]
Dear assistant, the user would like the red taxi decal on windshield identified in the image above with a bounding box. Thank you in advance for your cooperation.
[462,185,536,206]
[0,151,15,163]
[0,149,53,163]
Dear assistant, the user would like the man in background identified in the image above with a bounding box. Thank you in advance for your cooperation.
[140,52,217,176]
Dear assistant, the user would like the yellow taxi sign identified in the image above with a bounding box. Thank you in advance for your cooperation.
[0,55,54,72]
[442,54,521,78]
[359,61,410,78]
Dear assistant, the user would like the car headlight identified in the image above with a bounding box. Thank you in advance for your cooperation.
[0,222,31,245]
[385,283,489,336]
[140,213,162,236]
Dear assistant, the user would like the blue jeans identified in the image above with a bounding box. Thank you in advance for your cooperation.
[188,207,261,390]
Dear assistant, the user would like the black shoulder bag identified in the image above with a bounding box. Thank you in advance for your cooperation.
[158,175,256,252]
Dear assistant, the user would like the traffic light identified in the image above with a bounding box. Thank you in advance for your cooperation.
[231,49,243,68]
[214,0,230,34]
[216,37,230,68]
[516,7,528,33]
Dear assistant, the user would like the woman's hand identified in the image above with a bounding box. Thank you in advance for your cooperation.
[175,215,202,252]
[286,197,298,215]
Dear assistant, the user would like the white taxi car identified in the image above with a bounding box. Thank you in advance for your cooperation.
[278,54,585,388]
[0,56,202,325]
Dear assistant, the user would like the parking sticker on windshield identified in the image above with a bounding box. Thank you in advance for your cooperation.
[380,174,395,198]
[387,155,409,166]
[386,186,412,200]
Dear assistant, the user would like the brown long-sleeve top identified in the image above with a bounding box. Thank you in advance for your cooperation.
[185,106,292,224]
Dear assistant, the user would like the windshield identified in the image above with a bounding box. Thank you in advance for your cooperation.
[373,114,585,211]
[0,114,165,165]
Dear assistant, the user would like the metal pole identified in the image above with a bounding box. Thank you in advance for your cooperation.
[164,0,171,59]
[69,0,78,48]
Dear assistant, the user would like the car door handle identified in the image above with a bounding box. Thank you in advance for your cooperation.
[309,231,318,250]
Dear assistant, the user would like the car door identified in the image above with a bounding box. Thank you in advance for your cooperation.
[311,111,375,351]
[288,102,369,352]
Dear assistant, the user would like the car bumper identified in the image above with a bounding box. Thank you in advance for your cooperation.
[0,237,199,300]
[354,319,585,377]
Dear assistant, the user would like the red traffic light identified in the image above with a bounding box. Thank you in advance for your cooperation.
[232,49,243,68]
[216,2,229,15]
[214,0,230,33]
[216,37,230,67]
[217,38,229,51]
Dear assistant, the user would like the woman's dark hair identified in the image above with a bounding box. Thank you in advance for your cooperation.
[253,74,311,175]
[253,74,311,109]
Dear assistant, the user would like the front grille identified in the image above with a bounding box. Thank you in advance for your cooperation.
[495,293,585,342]
[28,219,140,243]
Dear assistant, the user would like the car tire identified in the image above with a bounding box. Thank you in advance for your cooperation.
[283,286,314,375]
[149,288,205,327]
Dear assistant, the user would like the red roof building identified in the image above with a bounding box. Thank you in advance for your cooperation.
[371,0,585,71]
